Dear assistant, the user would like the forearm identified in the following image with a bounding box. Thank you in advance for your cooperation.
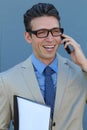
[79,58,87,72]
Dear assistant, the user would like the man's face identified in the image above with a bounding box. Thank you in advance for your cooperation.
[25,16,61,65]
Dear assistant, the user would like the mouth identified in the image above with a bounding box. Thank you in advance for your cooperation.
[43,45,55,51]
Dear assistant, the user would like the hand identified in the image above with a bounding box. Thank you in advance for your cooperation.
[61,34,87,72]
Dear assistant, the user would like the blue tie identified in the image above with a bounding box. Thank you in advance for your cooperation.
[44,66,55,118]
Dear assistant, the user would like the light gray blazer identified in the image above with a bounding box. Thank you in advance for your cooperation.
[0,54,87,130]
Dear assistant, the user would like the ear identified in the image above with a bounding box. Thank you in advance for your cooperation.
[24,32,32,44]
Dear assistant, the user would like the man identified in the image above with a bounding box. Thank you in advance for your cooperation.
[0,3,87,130]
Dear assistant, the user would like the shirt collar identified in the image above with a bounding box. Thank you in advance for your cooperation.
[31,53,58,74]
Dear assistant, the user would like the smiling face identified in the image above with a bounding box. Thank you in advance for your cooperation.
[24,16,61,65]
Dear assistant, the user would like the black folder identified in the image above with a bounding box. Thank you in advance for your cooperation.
[14,95,51,130]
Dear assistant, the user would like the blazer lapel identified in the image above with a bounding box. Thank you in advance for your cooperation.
[20,57,45,103]
[54,54,70,117]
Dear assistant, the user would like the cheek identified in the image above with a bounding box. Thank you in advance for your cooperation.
[58,37,61,45]
[58,36,61,42]
[55,37,61,46]
[32,40,41,52]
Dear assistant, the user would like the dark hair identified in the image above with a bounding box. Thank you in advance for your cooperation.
[23,3,60,31]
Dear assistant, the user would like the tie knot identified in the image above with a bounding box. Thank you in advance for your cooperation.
[43,66,54,76]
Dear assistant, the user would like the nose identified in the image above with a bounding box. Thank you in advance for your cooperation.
[46,32,54,41]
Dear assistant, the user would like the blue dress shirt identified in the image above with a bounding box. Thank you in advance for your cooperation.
[31,53,58,98]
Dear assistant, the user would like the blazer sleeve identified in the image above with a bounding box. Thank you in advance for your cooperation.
[0,76,11,130]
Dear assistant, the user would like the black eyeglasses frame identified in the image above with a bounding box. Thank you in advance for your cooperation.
[27,27,64,38]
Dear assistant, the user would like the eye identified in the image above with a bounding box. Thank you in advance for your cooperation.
[52,28,62,36]
[37,29,47,35]
[53,29,60,33]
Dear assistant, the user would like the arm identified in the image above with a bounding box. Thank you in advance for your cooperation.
[61,34,87,72]
[0,77,11,130]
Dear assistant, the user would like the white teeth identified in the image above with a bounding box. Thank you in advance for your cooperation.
[44,45,54,48]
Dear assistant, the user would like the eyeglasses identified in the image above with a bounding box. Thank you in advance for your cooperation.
[27,27,64,38]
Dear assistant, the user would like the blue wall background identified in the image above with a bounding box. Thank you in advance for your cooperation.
[0,0,87,130]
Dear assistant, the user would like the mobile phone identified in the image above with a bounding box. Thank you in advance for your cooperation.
[61,36,73,54]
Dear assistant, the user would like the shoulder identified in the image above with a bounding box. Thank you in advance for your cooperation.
[57,53,81,73]
[0,56,32,79]
[57,54,87,85]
